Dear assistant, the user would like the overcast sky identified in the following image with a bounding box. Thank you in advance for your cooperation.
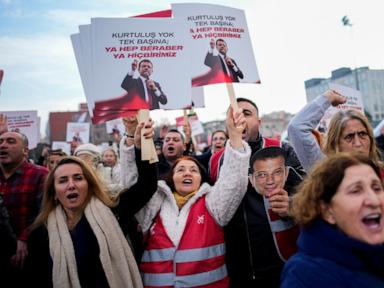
[1,0,383,137]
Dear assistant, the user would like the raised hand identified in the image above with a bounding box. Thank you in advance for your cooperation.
[183,119,192,145]
[159,124,169,139]
[122,115,138,136]
[324,89,347,107]
[131,59,138,72]
[226,106,246,149]
[210,38,215,49]
[134,118,154,149]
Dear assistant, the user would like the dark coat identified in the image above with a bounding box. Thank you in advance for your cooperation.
[224,136,305,288]
[24,152,158,287]
[281,219,384,287]
[121,74,167,109]
[204,52,244,82]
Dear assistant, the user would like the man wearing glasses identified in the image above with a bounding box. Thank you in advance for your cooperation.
[210,98,305,288]
[245,147,299,287]
[249,146,299,253]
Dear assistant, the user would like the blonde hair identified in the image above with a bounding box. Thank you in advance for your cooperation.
[102,147,119,164]
[291,153,383,227]
[32,156,116,229]
[324,110,381,164]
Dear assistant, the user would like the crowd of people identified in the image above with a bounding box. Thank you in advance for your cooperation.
[1,89,384,287]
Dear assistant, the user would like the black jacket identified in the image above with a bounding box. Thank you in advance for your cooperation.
[224,136,305,288]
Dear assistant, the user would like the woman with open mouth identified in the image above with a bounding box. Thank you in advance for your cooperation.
[24,120,158,288]
[288,89,383,174]
[131,107,251,288]
[281,153,384,287]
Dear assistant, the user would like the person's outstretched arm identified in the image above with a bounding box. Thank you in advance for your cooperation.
[206,106,251,226]
[288,90,346,171]
[116,118,158,217]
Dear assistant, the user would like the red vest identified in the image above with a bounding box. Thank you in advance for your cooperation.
[140,196,229,288]
[209,137,280,183]
[209,137,297,261]
[263,197,299,261]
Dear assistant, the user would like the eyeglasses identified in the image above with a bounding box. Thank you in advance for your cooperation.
[342,130,369,143]
[252,167,285,182]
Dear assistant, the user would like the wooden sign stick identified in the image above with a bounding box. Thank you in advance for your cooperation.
[137,109,158,163]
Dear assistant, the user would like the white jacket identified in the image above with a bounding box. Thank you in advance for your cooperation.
[135,141,251,247]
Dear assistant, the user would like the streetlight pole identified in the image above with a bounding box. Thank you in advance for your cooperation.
[341,15,359,90]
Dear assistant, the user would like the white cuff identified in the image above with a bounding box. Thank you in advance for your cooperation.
[154,89,161,97]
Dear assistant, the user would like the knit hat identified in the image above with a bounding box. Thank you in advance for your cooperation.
[74,143,101,158]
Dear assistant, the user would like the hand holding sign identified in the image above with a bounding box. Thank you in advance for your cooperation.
[134,118,154,149]
[226,106,245,149]
[182,110,192,145]
[122,115,138,138]
[159,124,169,139]
[137,110,158,163]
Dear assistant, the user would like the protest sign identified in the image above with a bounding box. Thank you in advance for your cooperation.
[318,83,364,132]
[92,18,191,107]
[175,113,205,137]
[172,3,260,87]
[191,86,205,108]
[71,10,208,123]
[66,122,90,144]
[52,141,71,156]
[0,110,39,148]
[106,118,125,135]
[82,17,191,123]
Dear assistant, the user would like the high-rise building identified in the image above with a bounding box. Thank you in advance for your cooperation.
[305,67,384,124]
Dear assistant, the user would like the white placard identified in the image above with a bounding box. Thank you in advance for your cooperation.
[176,113,205,137]
[172,3,260,87]
[66,122,90,144]
[84,17,192,123]
[51,141,71,156]
[318,83,365,132]
[0,110,39,148]
[105,118,125,135]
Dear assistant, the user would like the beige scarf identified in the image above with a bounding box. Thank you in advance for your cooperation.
[47,197,143,288]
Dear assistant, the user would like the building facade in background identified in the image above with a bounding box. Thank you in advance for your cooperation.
[305,67,384,125]
[260,111,293,139]
[46,103,113,145]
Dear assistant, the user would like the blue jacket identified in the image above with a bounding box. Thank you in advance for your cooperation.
[281,219,384,287]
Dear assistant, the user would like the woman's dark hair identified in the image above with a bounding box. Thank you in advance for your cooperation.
[166,156,211,191]
[291,153,383,227]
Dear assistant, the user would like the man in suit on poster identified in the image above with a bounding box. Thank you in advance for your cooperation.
[121,59,168,109]
[204,38,244,82]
